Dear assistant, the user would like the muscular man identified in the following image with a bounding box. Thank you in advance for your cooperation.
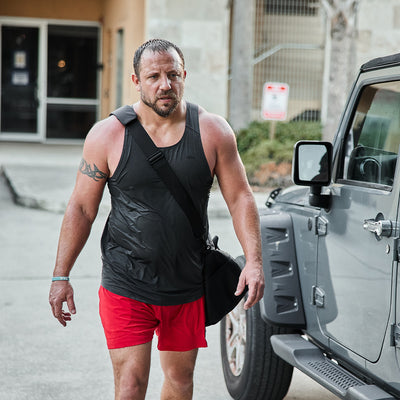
[49,39,264,400]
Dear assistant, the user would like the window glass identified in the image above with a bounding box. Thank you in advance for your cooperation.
[1,26,39,133]
[342,81,400,187]
[46,104,96,139]
[47,25,98,99]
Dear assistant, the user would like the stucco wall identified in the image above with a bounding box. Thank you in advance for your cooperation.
[145,0,230,118]
[357,0,400,66]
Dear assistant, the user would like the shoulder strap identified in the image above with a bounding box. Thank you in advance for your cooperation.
[110,105,137,125]
[185,102,200,132]
[128,120,205,240]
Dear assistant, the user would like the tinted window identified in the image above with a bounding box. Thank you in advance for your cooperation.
[342,81,400,187]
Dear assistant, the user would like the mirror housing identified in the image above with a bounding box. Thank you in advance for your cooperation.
[292,141,333,209]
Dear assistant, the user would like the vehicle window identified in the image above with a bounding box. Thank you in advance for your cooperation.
[342,81,400,187]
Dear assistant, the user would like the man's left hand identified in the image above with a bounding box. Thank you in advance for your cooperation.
[235,261,265,310]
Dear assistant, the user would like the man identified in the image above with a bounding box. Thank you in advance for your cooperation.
[49,39,264,400]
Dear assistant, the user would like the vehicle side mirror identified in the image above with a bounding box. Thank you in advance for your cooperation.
[292,141,333,209]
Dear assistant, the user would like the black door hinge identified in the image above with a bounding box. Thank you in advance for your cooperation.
[315,216,328,236]
[391,323,400,347]
[312,285,325,308]
[394,237,400,262]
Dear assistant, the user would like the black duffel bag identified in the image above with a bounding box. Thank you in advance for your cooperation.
[203,237,248,326]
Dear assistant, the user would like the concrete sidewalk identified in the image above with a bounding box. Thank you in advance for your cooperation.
[0,142,270,217]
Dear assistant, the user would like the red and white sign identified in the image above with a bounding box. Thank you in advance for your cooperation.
[261,82,289,121]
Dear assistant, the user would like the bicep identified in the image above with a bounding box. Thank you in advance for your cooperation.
[200,111,252,208]
[68,126,110,222]
[214,131,250,207]
[70,166,107,220]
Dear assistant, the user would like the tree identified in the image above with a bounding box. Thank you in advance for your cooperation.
[321,0,359,142]
[228,0,255,132]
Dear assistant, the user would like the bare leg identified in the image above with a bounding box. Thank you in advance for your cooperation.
[159,349,198,400]
[109,341,152,400]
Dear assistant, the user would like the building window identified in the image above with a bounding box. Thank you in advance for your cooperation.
[0,19,100,141]
[116,29,124,108]
[46,24,99,139]
[264,0,319,15]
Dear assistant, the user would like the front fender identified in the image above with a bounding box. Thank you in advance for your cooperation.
[259,212,306,329]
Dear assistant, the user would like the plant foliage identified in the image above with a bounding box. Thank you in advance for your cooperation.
[236,120,322,180]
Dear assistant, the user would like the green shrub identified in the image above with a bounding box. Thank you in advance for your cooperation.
[236,120,322,183]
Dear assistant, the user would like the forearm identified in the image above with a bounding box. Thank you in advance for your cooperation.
[53,202,95,277]
[229,192,262,264]
[229,191,264,308]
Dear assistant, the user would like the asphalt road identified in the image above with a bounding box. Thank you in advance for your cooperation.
[0,173,337,399]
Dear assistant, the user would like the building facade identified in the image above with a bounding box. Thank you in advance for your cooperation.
[0,0,229,142]
[1,0,400,142]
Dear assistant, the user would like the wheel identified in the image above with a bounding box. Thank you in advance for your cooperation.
[220,259,294,400]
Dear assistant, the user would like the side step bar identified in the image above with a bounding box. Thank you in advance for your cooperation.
[271,334,395,400]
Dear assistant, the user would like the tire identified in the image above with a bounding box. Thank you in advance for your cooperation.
[220,257,294,400]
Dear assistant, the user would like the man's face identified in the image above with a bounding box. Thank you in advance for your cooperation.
[133,48,186,117]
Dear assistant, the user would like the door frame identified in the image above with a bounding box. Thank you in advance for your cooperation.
[0,16,101,142]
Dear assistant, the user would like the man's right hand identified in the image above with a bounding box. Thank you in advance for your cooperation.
[49,281,76,327]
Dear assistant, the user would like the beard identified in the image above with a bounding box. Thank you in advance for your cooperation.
[141,90,180,118]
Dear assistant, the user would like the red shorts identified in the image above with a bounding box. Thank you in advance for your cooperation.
[98,286,207,351]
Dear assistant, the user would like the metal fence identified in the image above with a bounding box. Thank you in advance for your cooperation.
[252,0,325,122]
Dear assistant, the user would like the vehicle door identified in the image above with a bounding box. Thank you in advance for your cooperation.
[316,79,400,362]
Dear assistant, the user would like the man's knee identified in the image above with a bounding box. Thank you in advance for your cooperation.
[164,364,194,390]
[117,376,148,400]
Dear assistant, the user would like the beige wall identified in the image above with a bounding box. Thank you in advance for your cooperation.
[0,0,103,21]
[101,0,145,117]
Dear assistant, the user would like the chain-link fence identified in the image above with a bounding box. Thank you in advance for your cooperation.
[252,0,325,122]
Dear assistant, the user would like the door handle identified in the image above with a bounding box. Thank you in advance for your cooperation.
[363,219,392,237]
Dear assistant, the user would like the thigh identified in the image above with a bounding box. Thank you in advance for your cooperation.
[159,348,199,380]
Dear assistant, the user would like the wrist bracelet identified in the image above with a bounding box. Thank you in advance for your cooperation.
[52,276,70,282]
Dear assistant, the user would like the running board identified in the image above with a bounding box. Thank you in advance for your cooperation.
[270,334,395,400]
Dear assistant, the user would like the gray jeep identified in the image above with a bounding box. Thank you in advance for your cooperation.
[220,53,400,400]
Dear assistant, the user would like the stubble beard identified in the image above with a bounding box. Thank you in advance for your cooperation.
[141,91,180,118]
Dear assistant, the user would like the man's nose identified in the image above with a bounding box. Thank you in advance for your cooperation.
[159,75,172,90]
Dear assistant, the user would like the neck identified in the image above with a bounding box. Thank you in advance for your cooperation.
[133,101,187,146]
[134,100,186,128]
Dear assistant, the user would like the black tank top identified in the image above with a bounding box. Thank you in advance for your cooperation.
[101,102,213,305]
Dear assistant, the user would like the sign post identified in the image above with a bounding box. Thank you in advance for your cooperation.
[261,82,289,139]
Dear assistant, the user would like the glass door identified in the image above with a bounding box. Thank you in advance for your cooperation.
[46,24,99,139]
[0,20,100,141]
[1,25,39,135]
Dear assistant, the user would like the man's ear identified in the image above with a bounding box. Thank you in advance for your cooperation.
[132,73,140,91]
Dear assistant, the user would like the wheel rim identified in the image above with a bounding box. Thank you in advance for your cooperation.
[224,298,247,376]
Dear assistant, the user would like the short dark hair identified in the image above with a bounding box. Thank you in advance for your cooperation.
[133,39,185,79]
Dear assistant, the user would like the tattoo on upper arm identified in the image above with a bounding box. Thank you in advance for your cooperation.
[79,158,107,182]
